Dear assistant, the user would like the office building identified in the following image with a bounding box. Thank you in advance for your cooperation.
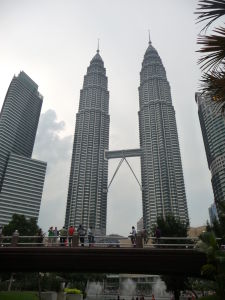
[65,49,110,235]
[0,71,47,225]
[138,40,189,231]
[196,92,225,217]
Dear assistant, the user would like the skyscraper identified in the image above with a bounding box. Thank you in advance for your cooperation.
[65,49,110,235]
[196,92,225,216]
[138,40,189,231]
[0,71,47,225]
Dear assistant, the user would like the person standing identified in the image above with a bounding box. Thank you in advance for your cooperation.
[130,226,137,246]
[59,226,67,246]
[68,225,75,247]
[36,228,43,246]
[54,226,58,245]
[155,227,161,244]
[87,226,94,247]
[48,226,54,246]
[77,224,86,247]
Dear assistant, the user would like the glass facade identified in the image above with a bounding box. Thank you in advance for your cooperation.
[138,42,189,231]
[65,50,110,235]
[196,93,225,214]
[0,71,47,225]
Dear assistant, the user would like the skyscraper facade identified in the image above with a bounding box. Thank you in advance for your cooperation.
[138,41,189,231]
[196,92,225,215]
[0,71,47,225]
[65,50,110,235]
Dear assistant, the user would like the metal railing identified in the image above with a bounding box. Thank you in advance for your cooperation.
[0,234,206,249]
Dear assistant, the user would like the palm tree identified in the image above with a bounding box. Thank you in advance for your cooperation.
[196,0,225,111]
[197,231,225,299]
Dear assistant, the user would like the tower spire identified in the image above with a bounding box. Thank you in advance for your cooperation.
[148,30,151,45]
[97,38,100,53]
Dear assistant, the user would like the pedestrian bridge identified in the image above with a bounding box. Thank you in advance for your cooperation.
[0,247,206,276]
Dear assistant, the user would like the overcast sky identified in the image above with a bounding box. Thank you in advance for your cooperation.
[0,0,214,236]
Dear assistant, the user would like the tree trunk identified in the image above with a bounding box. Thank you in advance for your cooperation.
[8,273,14,291]
[37,272,41,300]
[174,289,180,300]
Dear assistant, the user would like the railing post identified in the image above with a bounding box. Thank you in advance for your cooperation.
[11,230,19,247]
[72,233,79,247]
[136,233,143,248]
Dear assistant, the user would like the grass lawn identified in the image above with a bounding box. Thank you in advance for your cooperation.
[198,295,219,300]
[0,291,39,300]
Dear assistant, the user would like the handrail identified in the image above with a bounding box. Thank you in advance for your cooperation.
[1,234,223,249]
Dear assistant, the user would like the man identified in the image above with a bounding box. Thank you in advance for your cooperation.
[77,224,86,247]
[87,226,94,247]
[68,225,75,247]
[59,226,67,246]
[130,226,137,246]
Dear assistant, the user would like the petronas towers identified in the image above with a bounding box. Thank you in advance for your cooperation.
[65,50,109,234]
[65,40,189,234]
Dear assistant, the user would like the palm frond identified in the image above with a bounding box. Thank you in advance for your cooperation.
[197,27,225,71]
[196,0,225,31]
[200,68,225,104]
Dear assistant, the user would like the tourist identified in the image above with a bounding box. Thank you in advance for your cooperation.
[142,227,148,244]
[154,227,161,244]
[68,225,75,247]
[59,226,67,246]
[54,226,58,244]
[48,226,54,246]
[77,224,86,247]
[130,226,137,246]
[151,294,155,300]
[87,226,94,247]
[36,228,43,246]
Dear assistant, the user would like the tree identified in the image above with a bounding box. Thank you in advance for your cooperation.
[153,215,190,300]
[153,214,189,238]
[196,0,225,112]
[2,214,39,236]
[57,273,106,296]
[197,231,225,299]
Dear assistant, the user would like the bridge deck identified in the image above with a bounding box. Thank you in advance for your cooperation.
[105,148,142,159]
[0,247,206,275]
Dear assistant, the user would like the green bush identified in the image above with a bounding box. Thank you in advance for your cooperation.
[0,291,39,300]
[64,288,82,294]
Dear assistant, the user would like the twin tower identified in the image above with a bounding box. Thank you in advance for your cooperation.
[65,40,189,234]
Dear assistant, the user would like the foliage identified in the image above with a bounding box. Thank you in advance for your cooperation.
[196,0,225,110]
[189,278,216,296]
[2,214,39,236]
[153,215,190,300]
[196,0,225,31]
[0,273,61,292]
[197,231,225,299]
[0,291,39,300]
[58,272,106,295]
[152,214,190,248]
[161,275,186,300]
[64,288,82,294]
[198,295,219,300]
[40,273,61,292]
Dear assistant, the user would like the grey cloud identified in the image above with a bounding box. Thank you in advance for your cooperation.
[33,109,73,232]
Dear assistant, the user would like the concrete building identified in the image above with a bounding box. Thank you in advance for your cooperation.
[65,49,110,235]
[0,71,47,225]
[138,40,189,231]
[66,40,189,235]
[196,92,225,218]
